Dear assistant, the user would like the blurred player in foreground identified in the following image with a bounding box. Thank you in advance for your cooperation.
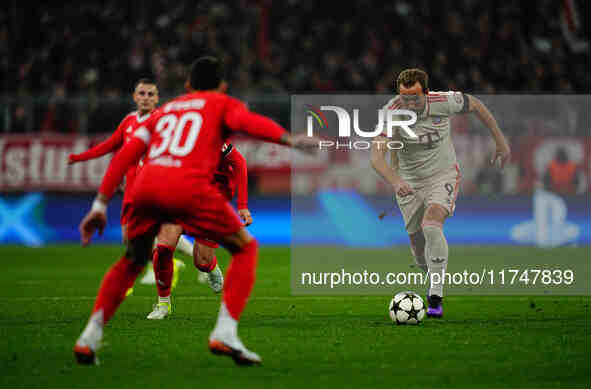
[68,79,189,294]
[147,141,252,320]
[371,68,510,317]
[73,56,317,366]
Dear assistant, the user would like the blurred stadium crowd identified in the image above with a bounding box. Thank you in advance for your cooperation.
[2,0,590,134]
[3,1,590,97]
[0,0,590,195]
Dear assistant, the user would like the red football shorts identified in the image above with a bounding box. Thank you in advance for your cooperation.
[190,183,234,249]
[194,236,219,249]
[125,166,243,243]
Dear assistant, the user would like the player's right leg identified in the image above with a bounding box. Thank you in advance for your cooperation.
[193,240,223,293]
[74,231,155,365]
[208,227,261,365]
[143,236,186,287]
[147,224,182,320]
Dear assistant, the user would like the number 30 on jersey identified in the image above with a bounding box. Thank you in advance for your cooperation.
[149,112,203,158]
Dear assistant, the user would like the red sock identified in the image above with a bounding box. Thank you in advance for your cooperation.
[195,255,217,273]
[92,257,144,324]
[222,239,258,320]
[153,244,174,297]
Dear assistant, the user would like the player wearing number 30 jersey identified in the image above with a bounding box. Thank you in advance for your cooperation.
[74,56,319,366]
[68,80,194,298]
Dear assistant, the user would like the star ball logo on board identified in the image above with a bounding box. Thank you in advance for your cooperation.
[305,104,418,150]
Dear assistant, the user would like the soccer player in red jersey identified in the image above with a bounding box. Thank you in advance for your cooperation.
[147,142,251,319]
[73,56,317,365]
[68,79,190,294]
[69,78,158,242]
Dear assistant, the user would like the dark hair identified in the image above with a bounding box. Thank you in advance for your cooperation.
[189,56,223,90]
[396,68,429,92]
[555,147,568,163]
[135,78,158,89]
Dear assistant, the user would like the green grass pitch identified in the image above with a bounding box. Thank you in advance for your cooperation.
[1,245,590,389]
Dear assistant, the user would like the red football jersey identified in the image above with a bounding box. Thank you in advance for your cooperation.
[99,91,286,201]
[70,110,152,204]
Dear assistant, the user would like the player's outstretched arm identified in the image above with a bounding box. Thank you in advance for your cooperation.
[68,126,124,164]
[370,135,413,197]
[223,99,320,149]
[79,136,147,246]
[466,95,511,168]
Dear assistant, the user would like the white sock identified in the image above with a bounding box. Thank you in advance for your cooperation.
[78,310,104,349]
[176,235,194,257]
[423,224,449,297]
[211,302,237,340]
[158,296,171,304]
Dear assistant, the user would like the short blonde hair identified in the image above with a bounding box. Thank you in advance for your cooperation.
[396,68,429,92]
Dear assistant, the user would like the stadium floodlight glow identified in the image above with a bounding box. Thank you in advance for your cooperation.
[0,193,44,247]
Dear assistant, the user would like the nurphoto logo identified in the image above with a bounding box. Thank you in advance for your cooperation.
[305,105,418,150]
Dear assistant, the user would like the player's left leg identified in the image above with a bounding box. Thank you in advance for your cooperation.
[409,230,427,273]
[74,231,155,364]
[209,227,261,365]
[423,166,460,317]
[194,241,224,293]
[178,193,259,364]
[147,224,182,320]
[422,204,449,318]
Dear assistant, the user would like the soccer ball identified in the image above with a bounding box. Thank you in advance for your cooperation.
[389,291,425,325]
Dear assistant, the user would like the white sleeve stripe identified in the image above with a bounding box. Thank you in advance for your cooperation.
[134,127,151,145]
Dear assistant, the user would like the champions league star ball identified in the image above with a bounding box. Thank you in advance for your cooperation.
[389,291,425,325]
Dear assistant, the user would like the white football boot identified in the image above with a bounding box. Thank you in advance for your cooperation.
[74,311,104,365]
[208,332,261,366]
[208,303,260,365]
[146,302,171,320]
